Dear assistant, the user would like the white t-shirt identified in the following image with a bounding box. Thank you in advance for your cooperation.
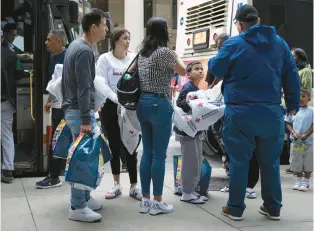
[96,51,136,94]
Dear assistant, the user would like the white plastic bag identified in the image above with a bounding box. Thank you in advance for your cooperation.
[117,105,141,154]
[46,64,63,103]
[173,106,198,137]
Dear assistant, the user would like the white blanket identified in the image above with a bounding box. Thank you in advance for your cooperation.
[173,81,225,137]
[46,64,141,154]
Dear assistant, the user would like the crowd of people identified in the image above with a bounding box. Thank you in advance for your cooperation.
[1,4,312,224]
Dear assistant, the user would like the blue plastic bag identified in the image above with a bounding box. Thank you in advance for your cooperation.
[65,132,112,190]
[52,119,73,159]
[173,154,212,196]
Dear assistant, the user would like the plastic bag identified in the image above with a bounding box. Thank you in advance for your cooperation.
[173,106,198,137]
[118,105,141,154]
[173,155,212,196]
[46,64,63,103]
[64,130,111,190]
[52,119,73,159]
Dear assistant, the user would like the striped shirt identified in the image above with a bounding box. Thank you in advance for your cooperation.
[138,47,178,99]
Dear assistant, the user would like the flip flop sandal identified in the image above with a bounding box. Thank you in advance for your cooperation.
[180,198,205,204]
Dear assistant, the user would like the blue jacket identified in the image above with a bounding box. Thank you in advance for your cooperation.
[208,24,300,119]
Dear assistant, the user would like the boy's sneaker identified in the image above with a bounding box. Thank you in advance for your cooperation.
[221,206,242,221]
[293,180,302,190]
[1,170,13,183]
[68,207,102,222]
[299,182,309,192]
[86,197,102,211]
[139,198,152,213]
[149,200,174,216]
[246,188,257,199]
[35,176,62,189]
[105,181,122,199]
[221,186,229,192]
[259,206,280,220]
[129,185,143,201]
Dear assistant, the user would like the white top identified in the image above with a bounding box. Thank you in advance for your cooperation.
[96,51,136,95]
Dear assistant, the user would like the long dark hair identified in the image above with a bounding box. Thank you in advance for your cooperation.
[292,48,309,69]
[140,17,169,57]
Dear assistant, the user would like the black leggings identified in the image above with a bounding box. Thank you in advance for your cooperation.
[100,99,138,184]
[49,108,66,178]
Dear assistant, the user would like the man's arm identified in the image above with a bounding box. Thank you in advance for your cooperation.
[208,43,231,80]
[75,50,94,125]
[282,41,301,114]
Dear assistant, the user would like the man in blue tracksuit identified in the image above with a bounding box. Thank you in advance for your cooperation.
[208,5,300,221]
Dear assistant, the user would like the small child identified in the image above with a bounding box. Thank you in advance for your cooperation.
[174,61,207,204]
[285,88,313,191]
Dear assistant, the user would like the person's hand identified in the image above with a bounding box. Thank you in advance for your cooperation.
[44,101,52,114]
[287,110,296,116]
[292,132,300,140]
[81,124,92,134]
[300,134,308,141]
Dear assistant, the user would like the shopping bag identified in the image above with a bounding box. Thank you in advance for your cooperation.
[52,119,73,159]
[99,133,112,164]
[46,64,63,103]
[195,158,212,196]
[173,155,183,195]
[173,106,198,137]
[173,155,212,196]
[64,132,108,190]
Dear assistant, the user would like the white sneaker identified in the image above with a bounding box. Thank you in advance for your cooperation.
[68,207,102,222]
[149,200,174,216]
[105,181,122,199]
[139,198,152,213]
[299,182,309,192]
[87,197,102,211]
[246,188,257,199]
[293,181,302,190]
[129,185,143,201]
[221,186,229,192]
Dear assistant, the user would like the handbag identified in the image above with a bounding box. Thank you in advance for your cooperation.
[116,53,140,110]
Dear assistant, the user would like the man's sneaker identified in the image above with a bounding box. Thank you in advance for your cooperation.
[129,185,142,201]
[293,181,302,190]
[285,168,294,174]
[105,181,122,199]
[68,207,102,222]
[1,170,13,183]
[86,197,102,211]
[299,182,309,192]
[139,198,152,213]
[259,206,280,220]
[221,186,229,192]
[221,206,242,221]
[246,188,257,199]
[149,200,174,216]
[35,176,62,189]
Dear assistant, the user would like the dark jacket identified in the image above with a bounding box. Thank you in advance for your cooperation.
[1,43,24,108]
[173,81,202,137]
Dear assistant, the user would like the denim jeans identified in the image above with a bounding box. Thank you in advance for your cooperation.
[136,93,173,196]
[64,109,96,209]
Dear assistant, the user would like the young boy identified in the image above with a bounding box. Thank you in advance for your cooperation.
[174,61,207,204]
[285,88,313,191]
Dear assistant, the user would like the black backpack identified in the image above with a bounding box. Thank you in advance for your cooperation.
[116,54,140,110]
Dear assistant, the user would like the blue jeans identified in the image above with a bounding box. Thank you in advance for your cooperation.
[223,114,284,216]
[64,109,96,209]
[137,93,173,196]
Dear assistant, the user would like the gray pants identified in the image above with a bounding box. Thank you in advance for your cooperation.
[176,133,204,194]
[1,101,15,170]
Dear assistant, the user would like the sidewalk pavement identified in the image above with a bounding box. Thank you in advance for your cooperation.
[1,166,313,231]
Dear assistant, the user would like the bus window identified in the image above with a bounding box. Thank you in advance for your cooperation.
[71,24,81,40]
[53,19,69,45]
[12,35,24,51]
